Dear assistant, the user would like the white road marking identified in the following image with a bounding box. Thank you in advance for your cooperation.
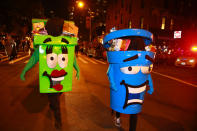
[9,55,29,64]
[1,55,22,62]
[83,57,98,64]
[152,71,197,88]
[78,55,106,65]
[1,57,8,62]
[93,59,107,64]
[78,57,88,64]
[0,55,7,58]
[24,60,29,63]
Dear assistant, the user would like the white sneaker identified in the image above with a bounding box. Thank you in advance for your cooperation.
[114,117,121,127]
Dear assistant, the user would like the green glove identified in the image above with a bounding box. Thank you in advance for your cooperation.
[73,55,80,80]
[20,48,39,81]
[20,72,26,81]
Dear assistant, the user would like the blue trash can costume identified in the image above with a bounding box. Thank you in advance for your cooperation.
[103,29,155,114]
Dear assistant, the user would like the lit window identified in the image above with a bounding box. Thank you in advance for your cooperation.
[161,17,166,30]
[129,20,132,28]
[140,17,144,29]
[170,18,174,30]
[70,12,74,15]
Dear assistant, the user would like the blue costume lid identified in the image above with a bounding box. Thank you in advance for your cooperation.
[103,29,153,48]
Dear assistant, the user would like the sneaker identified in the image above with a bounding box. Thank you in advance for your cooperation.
[114,117,121,127]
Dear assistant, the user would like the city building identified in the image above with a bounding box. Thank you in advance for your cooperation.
[105,0,197,48]
[68,0,108,44]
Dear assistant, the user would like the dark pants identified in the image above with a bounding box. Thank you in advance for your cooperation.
[129,114,138,131]
[112,110,120,118]
[47,93,62,128]
[112,110,138,131]
[116,112,120,118]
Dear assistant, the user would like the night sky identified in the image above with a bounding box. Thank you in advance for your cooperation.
[0,0,71,18]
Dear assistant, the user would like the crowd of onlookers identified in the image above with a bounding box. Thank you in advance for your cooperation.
[0,32,192,66]
[0,32,33,61]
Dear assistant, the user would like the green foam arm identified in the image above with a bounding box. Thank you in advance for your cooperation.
[20,48,39,81]
[73,55,80,80]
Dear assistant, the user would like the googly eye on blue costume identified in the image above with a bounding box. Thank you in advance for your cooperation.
[103,29,155,114]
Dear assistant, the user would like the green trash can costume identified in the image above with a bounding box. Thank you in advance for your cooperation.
[20,19,80,93]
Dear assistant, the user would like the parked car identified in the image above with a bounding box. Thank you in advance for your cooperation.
[87,47,96,57]
[175,52,197,68]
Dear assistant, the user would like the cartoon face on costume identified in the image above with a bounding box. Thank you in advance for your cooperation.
[34,35,77,93]
[42,45,68,91]
[107,51,154,114]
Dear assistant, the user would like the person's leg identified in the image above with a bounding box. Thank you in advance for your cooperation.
[129,114,138,131]
[114,111,121,127]
[22,42,24,51]
[111,109,114,115]
[48,93,62,129]
[116,112,120,118]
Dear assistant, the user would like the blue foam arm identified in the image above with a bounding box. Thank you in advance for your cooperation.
[147,74,154,94]
[107,64,117,91]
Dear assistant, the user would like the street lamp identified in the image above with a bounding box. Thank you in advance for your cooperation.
[77,1,84,8]
[88,9,94,43]
[75,1,94,43]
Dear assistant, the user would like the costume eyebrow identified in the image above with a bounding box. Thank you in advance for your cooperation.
[145,55,154,63]
[61,46,68,54]
[46,46,53,54]
[43,38,52,43]
[123,54,138,62]
[61,38,69,44]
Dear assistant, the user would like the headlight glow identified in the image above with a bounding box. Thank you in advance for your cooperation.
[189,59,194,63]
[177,58,180,62]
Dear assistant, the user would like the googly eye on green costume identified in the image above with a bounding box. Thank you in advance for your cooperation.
[34,35,78,93]
[46,46,68,68]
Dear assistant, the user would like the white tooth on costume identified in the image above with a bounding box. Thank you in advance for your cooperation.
[128,99,143,103]
[51,76,65,81]
[128,85,146,94]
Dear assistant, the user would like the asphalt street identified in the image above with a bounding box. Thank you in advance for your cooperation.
[0,51,197,131]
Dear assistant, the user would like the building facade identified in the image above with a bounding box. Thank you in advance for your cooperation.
[68,0,108,43]
[105,0,197,48]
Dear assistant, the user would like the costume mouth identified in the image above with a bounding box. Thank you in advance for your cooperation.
[120,80,149,109]
[43,69,67,91]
